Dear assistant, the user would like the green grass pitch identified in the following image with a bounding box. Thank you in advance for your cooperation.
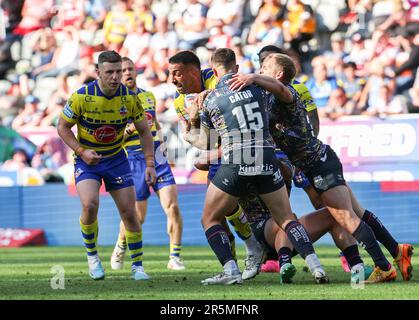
[0,245,418,300]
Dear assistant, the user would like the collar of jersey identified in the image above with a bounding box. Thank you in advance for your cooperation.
[217,73,234,88]
[94,80,122,99]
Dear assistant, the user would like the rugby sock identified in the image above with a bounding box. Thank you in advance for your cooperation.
[125,229,143,267]
[362,209,399,259]
[205,224,234,266]
[229,234,237,261]
[170,243,182,258]
[226,206,261,255]
[342,245,363,268]
[352,221,391,271]
[117,234,127,250]
[277,247,292,268]
[284,221,315,259]
[80,218,98,257]
[226,206,252,240]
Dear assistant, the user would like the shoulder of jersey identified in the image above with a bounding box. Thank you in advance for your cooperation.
[201,68,215,80]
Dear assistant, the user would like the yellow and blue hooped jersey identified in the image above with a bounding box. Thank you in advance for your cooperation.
[173,68,217,122]
[124,87,160,153]
[61,80,144,158]
[291,79,316,112]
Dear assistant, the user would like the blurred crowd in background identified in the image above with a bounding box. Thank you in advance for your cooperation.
[0,0,418,183]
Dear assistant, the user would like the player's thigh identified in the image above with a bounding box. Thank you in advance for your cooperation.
[202,182,239,227]
[154,161,179,213]
[259,186,294,229]
[320,185,360,232]
[303,184,324,210]
[76,179,101,211]
[298,208,335,242]
[109,186,136,217]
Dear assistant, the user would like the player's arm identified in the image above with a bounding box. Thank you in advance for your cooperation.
[133,117,157,186]
[184,124,211,150]
[194,147,222,171]
[57,96,102,165]
[132,95,156,185]
[298,83,320,136]
[308,109,319,137]
[228,73,293,103]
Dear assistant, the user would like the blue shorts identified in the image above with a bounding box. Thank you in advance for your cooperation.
[275,150,310,189]
[74,149,133,192]
[128,152,176,201]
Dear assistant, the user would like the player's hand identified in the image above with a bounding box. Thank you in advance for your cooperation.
[80,149,102,165]
[145,166,157,186]
[228,73,255,91]
[196,89,212,108]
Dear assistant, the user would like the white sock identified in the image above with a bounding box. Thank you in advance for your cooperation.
[87,254,99,264]
[351,263,365,273]
[224,259,239,275]
[305,253,323,274]
[244,234,261,256]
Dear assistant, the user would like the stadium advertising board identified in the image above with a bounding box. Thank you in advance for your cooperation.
[319,115,419,182]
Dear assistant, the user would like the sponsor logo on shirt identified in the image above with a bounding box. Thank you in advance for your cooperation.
[94,125,117,143]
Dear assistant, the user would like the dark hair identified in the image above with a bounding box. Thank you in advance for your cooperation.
[168,51,201,69]
[266,53,296,84]
[258,45,287,64]
[98,50,122,66]
[211,48,236,69]
[343,61,357,69]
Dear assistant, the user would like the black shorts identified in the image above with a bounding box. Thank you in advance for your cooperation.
[305,145,346,194]
[212,148,285,197]
[250,219,278,261]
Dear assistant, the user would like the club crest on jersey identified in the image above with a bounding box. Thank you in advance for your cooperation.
[313,175,327,190]
[94,125,117,143]
[119,105,128,116]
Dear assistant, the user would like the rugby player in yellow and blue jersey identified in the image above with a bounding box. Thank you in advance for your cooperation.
[169,51,266,280]
[110,57,186,271]
[57,51,157,281]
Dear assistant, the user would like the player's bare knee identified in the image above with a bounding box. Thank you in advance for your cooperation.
[165,201,180,217]
[137,215,145,225]
[81,201,99,215]
[119,208,137,223]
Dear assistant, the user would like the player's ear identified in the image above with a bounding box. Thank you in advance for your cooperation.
[275,70,283,81]
[213,67,218,78]
[235,64,239,73]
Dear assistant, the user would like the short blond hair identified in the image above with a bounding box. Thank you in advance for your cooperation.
[265,53,296,84]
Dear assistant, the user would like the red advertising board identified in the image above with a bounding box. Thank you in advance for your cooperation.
[0,228,47,247]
